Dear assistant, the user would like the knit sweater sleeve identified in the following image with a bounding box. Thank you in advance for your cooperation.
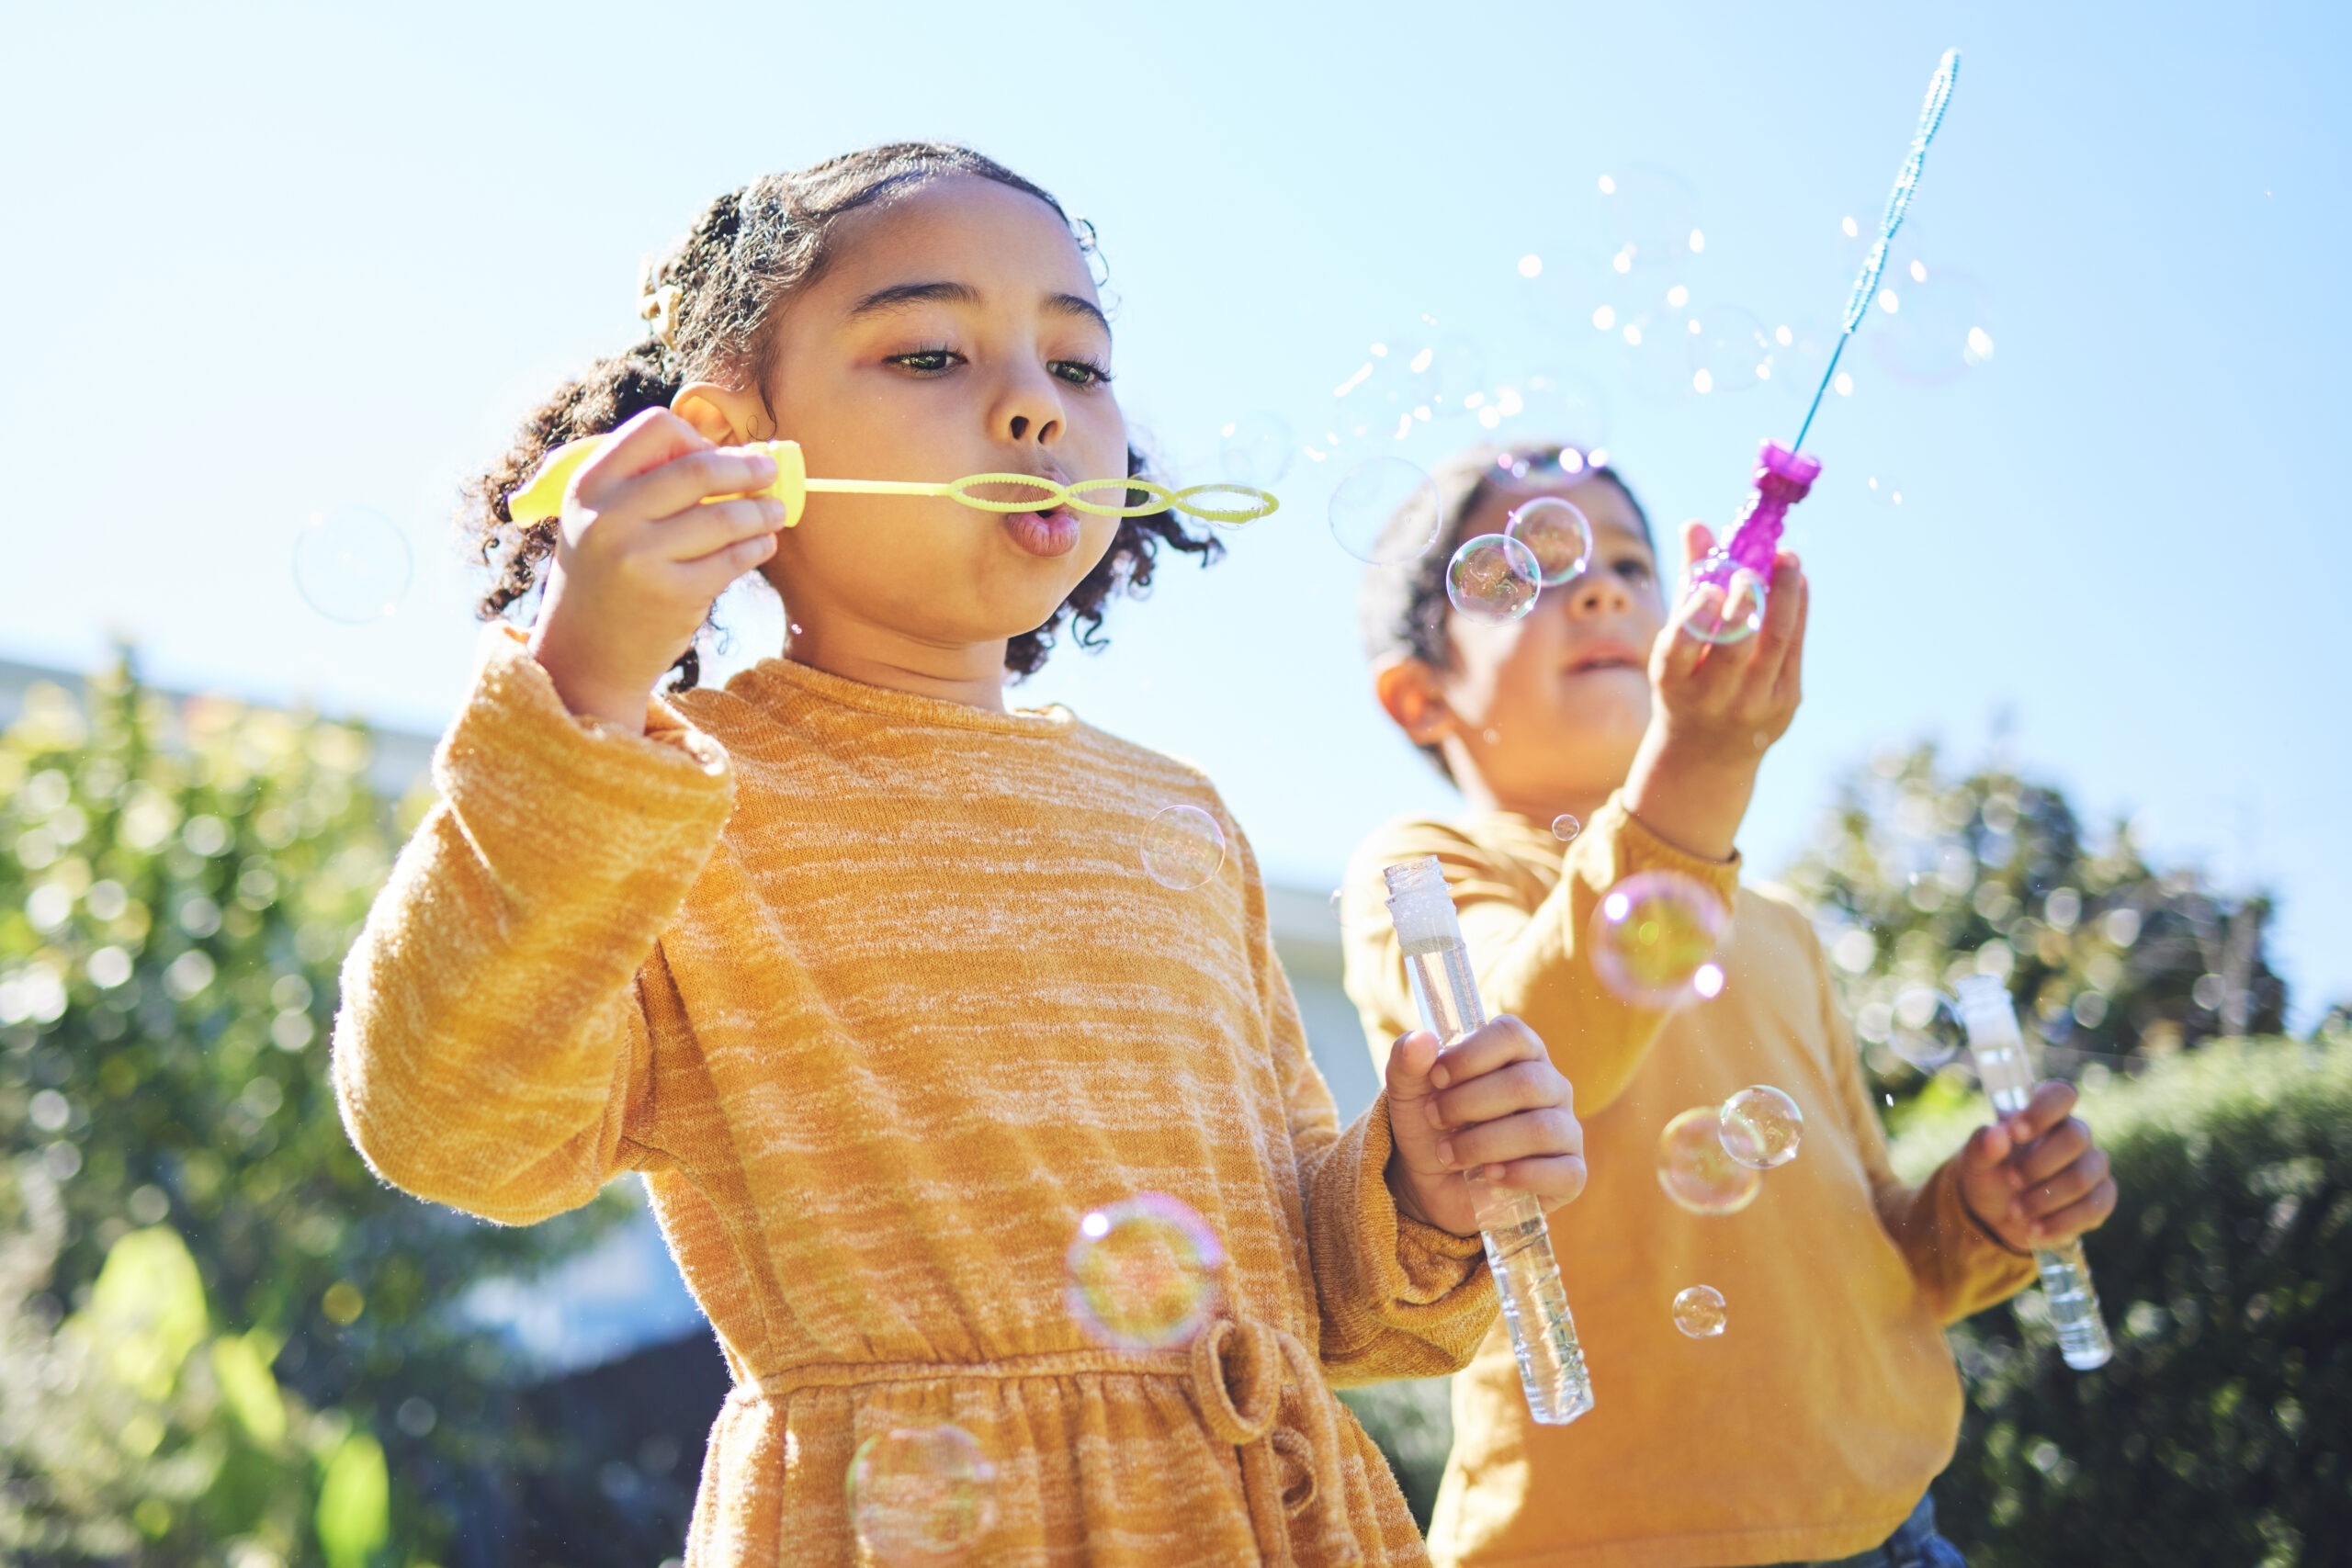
[1235,829,1496,1383]
[1806,920,2041,1323]
[331,630,734,1226]
[1341,795,1742,1117]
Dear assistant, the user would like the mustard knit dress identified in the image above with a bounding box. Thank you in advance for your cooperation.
[333,631,1498,1566]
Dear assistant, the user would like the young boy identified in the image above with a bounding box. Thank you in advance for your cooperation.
[1340,445,2118,1567]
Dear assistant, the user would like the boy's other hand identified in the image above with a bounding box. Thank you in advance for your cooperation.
[1620,521,1809,861]
[1383,1015,1587,1237]
[1957,1079,2118,1253]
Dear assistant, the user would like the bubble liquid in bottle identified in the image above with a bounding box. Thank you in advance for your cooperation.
[1952,975,2115,1371]
[1384,855,1596,1423]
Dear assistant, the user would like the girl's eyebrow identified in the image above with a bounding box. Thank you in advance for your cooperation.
[846,280,1111,335]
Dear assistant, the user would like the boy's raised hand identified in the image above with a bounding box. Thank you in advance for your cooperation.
[1956,1079,2118,1252]
[528,407,789,734]
[1621,520,1810,861]
[1383,1016,1586,1236]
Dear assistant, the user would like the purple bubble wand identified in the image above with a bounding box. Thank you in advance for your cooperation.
[1681,49,1961,644]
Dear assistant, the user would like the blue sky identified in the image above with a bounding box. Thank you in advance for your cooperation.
[3,0,2343,1021]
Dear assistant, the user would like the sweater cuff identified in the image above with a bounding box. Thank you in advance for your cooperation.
[438,627,735,875]
[1351,1091,1491,1305]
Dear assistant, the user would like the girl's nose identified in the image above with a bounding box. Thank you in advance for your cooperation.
[1565,565,1631,616]
[1000,363,1066,447]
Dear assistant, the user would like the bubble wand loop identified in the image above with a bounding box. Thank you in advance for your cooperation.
[504,434,1279,529]
[1680,49,1960,646]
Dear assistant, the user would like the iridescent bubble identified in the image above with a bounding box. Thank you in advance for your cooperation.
[1687,306,1774,395]
[1446,535,1542,624]
[1590,871,1731,1008]
[1330,457,1442,564]
[1718,1085,1804,1169]
[1218,412,1296,490]
[1397,327,1487,417]
[1656,1107,1762,1216]
[1888,986,1964,1070]
[1141,805,1225,891]
[847,1424,1000,1563]
[1679,557,1768,645]
[293,506,412,624]
[1504,497,1594,585]
[1552,814,1580,843]
[1065,1193,1224,1351]
[1671,1284,1727,1337]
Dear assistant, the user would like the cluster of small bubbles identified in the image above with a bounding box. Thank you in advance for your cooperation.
[1656,1107,1761,1215]
[1503,497,1594,585]
[1717,1086,1804,1169]
[293,506,412,624]
[1688,307,1774,395]
[1552,815,1580,843]
[1679,558,1768,646]
[1329,457,1441,564]
[1065,1194,1224,1351]
[1887,987,1964,1070]
[1218,412,1296,491]
[1141,805,1225,892]
[1446,535,1543,624]
[846,1424,1000,1563]
[1589,871,1731,1008]
[1671,1284,1728,1337]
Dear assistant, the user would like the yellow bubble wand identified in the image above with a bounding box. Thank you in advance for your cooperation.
[504,435,1279,528]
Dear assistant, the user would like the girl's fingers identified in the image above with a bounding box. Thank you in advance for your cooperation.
[1476,1153,1589,1208]
[2016,1149,2110,1222]
[660,496,790,564]
[2029,1177,2118,1244]
[1441,1106,1584,1174]
[607,446,781,523]
[2012,1119,2096,1189]
[1679,519,1715,581]
[1770,571,1810,713]
[1428,1058,1569,1131]
[1429,1015,1546,1090]
[581,407,715,488]
[680,531,780,597]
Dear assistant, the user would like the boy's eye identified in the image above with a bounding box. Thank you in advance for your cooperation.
[887,348,963,375]
[1051,358,1113,389]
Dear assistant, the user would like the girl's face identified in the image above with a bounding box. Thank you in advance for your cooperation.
[1423,476,1669,809]
[689,175,1128,668]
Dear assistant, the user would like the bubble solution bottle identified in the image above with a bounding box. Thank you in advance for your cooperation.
[1952,976,2115,1371]
[1384,855,1595,1423]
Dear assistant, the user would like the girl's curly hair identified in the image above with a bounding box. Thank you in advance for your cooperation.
[463,141,1219,689]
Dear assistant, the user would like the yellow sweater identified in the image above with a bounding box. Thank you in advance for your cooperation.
[333,630,1500,1567]
[1341,804,2035,1568]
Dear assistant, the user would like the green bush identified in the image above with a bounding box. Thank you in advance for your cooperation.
[1889,1037,2349,1566]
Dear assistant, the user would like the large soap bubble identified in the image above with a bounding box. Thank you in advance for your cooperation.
[293,506,412,624]
[1717,1085,1804,1169]
[1065,1193,1224,1351]
[1656,1107,1761,1216]
[1671,1284,1728,1338]
[1330,457,1442,565]
[1446,535,1542,624]
[1504,497,1594,585]
[1141,805,1226,892]
[1590,871,1731,1008]
[847,1424,999,1563]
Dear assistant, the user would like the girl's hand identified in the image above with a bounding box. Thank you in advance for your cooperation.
[526,408,789,733]
[1620,520,1810,861]
[1957,1079,2119,1253]
[1383,1016,1586,1236]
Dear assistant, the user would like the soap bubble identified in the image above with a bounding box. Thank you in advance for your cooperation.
[1330,457,1442,564]
[294,506,412,624]
[1679,556,1768,646]
[1887,986,1964,1070]
[1065,1193,1224,1351]
[1868,265,1993,388]
[1590,870,1731,1008]
[1503,497,1594,585]
[1717,1086,1804,1168]
[1218,412,1296,490]
[1552,815,1580,843]
[1521,369,1612,448]
[1688,306,1774,395]
[847,1424,999,1563]
[1671,1284,1727,1338]
[1656,1107,1762,1216]
[1141,805,1225,891]
[1595,166,1701,279]
[1446,535,1542,624]
[1405,330,1488,416]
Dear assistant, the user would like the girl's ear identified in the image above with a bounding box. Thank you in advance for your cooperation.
[1374,657,1457,745]
[673,381,774,445]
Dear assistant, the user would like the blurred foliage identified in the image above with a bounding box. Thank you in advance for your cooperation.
[1890,1037,2350,1567]
[0,663,625,1564]
[1786,742,2288,1105]
[1337,1379,1451,1532]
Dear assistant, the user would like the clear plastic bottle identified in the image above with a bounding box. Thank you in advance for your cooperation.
[1383,855,1595,1424]
[1951,976,2114,1371]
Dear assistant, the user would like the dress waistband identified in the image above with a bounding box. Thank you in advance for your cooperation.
[739,1319,1358,1567]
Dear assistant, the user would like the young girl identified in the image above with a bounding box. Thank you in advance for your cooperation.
[331,145,1589,1566]
[1341,443,2115,1567]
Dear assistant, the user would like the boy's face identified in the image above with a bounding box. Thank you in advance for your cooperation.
[1384,475,1668,812]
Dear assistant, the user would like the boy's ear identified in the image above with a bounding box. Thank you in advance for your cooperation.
[1374,656,1457,745]
[673,382,774,445]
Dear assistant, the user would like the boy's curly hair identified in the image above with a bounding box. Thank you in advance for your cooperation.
[464,142,1219,689]
[1356,441,1653,780]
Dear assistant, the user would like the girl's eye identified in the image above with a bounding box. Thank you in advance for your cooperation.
[1616,557,1654,581]
[1051,358,1113,389]
[887,348,963,375]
